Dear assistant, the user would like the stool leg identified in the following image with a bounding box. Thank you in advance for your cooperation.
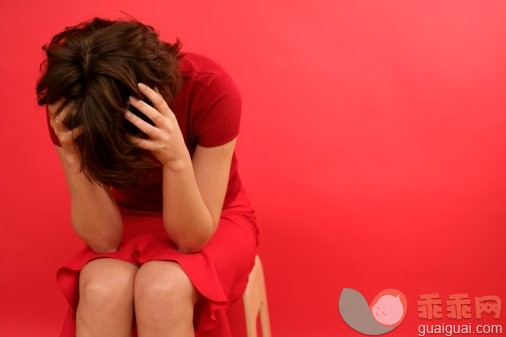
[243,256,272,337]
[259,296,271,337]
[257,257,271,337]
[243,295,258,337]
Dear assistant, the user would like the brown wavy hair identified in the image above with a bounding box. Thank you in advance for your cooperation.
[36,17,182,187]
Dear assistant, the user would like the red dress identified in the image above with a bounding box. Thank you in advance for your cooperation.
[48,52,259,337]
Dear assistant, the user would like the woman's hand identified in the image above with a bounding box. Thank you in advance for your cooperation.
[48,101,83,166]
[125,83,190,170]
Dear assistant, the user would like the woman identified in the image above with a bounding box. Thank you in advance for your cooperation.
[36,17,258,337]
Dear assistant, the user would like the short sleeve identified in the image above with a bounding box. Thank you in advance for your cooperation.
[46,107,62,146]
[191,70,242,147]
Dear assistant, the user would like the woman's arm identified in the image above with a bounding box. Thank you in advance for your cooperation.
[49,102,123,253]
[126,84,233,253]
[161,140,235,253]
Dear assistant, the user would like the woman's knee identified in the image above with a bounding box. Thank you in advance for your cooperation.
[79,258,138,308]
[134,261,200,309]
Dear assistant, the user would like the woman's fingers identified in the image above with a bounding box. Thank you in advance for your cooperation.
[124,109,159,138]
[126,85,185,166]
[54,102,73,124]
[49,103,83,143]
[127,135,157,152]
[137,83,173,118]
[127,96,164,126]
[127,83,175,131]
[58,125,83,144]
[70,126,84,141]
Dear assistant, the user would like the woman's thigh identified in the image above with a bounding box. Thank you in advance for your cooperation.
[133,260,200,335]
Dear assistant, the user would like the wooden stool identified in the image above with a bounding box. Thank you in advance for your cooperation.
[242,256,272,337]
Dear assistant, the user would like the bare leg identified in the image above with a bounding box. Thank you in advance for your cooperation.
[76,258,138,337]
[134,261,201,337]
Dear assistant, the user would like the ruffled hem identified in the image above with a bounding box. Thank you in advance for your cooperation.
[56,210,257,337]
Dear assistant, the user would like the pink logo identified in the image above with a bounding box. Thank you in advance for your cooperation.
[370,289,408,326]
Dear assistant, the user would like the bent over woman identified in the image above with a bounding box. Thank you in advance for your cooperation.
[36,17,258,337]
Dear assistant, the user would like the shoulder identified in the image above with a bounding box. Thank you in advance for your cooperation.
[179,52,240,95]
[174,52,242,148]
[180,52,231,77]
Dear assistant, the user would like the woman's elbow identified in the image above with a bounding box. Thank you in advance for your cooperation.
[167,216,216,253]
[85,235,121,253]
[176,237,209,254]
[176,226,215,253]
[89,242,119,254]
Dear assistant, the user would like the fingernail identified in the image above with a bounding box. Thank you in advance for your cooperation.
[138,83,145,89]
[128,96,139,103]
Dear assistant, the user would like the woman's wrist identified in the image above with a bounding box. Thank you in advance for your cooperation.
[62,149,81,168]
[162,152,192,173]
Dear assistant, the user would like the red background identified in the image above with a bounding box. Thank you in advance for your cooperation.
[1,1,505,336]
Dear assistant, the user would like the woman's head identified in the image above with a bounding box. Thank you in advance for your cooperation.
[36,17,182,187]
